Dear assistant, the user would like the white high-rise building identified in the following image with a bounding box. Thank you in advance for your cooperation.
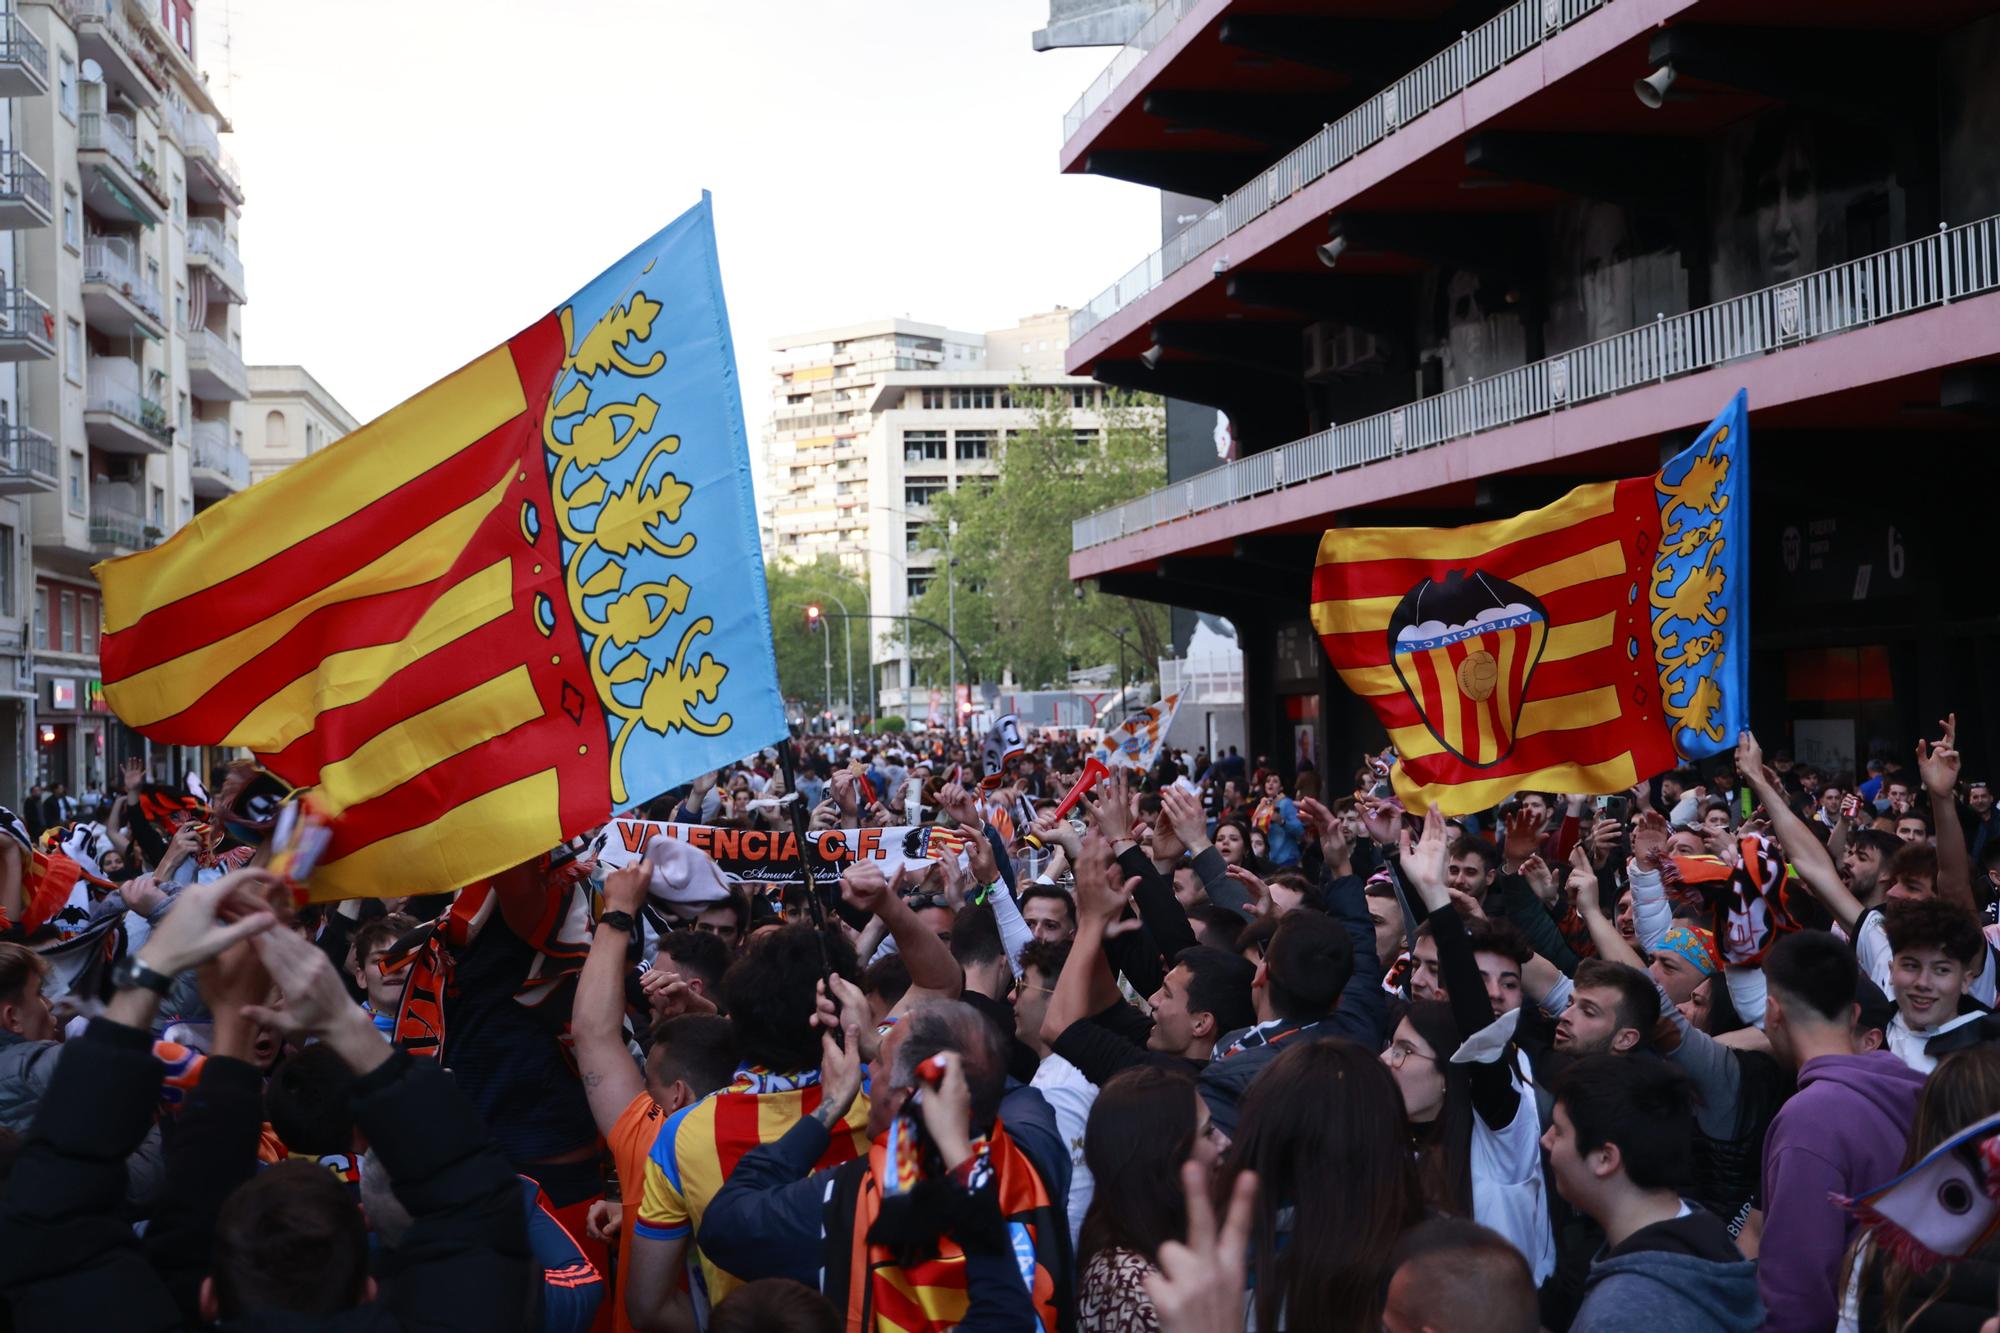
[763,310,1105,721]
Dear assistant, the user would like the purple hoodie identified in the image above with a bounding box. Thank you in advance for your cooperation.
[1758,1051,1925,1333]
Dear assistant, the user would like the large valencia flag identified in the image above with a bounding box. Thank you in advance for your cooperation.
[96,196,786,899]
[1313,390,1748,814]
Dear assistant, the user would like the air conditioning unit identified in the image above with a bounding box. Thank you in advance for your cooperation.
[1303,321,1387,381]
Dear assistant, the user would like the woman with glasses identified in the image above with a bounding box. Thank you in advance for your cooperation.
[1076,1065,1224,1332]
[1382,806,1557,1288]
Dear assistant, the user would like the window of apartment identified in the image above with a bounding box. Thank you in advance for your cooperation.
[64,320,81,385]
[177,390,189,435]
[180,496,191,527]
[904,482,945,509]
[997,388,1016,410]
[61,189,78,251]
[58,588,75,653]
[907,574,933,601]
[171,174,182,224]
[1074,429,1100,448]
[1072,386,1096,409]
[173,280,186,329]
[949,387,994,410]
[57,56,75,122]
[921,388,945,410]
[906,521,924,553]
[79,591,96,657]
[32,583,46,650]
[150,485,164,525]
[66,451,83,515]
[954,430,993,461]
[0,526,14,619]
[903,430,946,463]
[145,257,160,298]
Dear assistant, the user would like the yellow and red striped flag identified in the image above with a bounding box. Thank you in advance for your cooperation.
[95,198,784,898]
[1313,391,1749,814]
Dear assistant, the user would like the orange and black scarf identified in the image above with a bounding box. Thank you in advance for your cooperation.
[823,1120,1070,1332]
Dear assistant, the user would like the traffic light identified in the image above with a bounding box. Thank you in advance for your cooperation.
[804,603,823,632]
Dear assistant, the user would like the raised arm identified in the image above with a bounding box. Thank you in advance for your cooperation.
[1919,713,1975,913]
[842,861,961,999]
[1042,833,1134,1049]
[573,863,648,1135]
[1739,730,1863,932]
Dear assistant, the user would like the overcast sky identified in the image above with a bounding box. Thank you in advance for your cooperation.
[223,0,1157,432]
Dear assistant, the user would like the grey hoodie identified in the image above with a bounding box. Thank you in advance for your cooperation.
[1571,1211,1762,1333]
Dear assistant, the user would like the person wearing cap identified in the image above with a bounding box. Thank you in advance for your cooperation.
[1650,925,1720,1011]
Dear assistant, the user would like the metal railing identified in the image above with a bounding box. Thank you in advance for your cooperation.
[1061,0,1203,141]
[0,423,56,483]
[186,217,247,295]
[78,108,139,174]
[0,288,53,353]
[0,150,48,214]
[1073,213,2000,551]
[85,372,173,442]
[190,420,248,487]
[83,237,164,321]
[1069,0,1612,342]
[185,324,246,389]
[89,497,146,551]
[180,113,242,198]
[0,10,49,81]
[73,0,163,91]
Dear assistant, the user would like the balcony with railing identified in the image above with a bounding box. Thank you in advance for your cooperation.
[186,217,247,302]
[180,110,243,206]
[0,422,57,496]
[0,8,50,97]
[78,103,163,225]
[81,237,166,338]
[89,495,148,554]
[0,288,54,362]
[185,324,248,402]
[84,365,173,455]
[1072,213,2000,557]
[1068,0,1623,348]
[189,419,249,497]
[72,0,163,107]
[0,150,51,230]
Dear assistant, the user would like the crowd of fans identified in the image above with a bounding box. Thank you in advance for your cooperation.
[0,718,1996,1331]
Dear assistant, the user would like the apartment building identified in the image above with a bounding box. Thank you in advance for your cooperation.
[0,0,247,802]
[246,363,357,484]
[763,310,1107,722]
[1052,0,2000,781]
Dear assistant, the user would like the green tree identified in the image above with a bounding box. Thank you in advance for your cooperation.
[906,388,1168,693]
[763,558,870,720]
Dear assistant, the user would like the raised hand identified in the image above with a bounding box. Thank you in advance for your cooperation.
[1398,804,1452,911]
[1519,854,1556,907]
[137,869,283,977]
[1072,833,1136,926]
[1158,783,1210,855]
[1585,815,1623,867]
[1918,713,1961,799]
[937,781,982,831]
[1224,863,1271,916]
[641,970,719,1018]
[1298,796,1351,870]
[914,1051,974,1172]
[1144,1162,1258,1333]
[1502,808,1543,866]
[585,1200,623,1244]
[812,980,865,1128]
[1629,810,1669,871]
[960,823,1000,888]
[1350,790,1401,846]
[244,924,365,1041]
[1081,771,1133,843]
[1028,810,1081,859]
[840,861,908,918]
[603,862,649,916]
[1567,843,1601,918]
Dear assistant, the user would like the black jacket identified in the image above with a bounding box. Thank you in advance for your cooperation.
[0,1018,531,1331]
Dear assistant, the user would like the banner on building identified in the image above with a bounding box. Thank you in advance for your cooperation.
[1312,389,1749,813]
[592,819,969,894]
[95,196,785,899]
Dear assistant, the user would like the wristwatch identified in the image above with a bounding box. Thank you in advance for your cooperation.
[598,910,637,935]
[110,955,173,996]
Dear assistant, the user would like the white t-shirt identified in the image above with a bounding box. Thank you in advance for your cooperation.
[1471,1082,1556,1285]
[1030,1054,1097,1252]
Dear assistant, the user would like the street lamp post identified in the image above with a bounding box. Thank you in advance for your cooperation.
[806,587,855,727]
